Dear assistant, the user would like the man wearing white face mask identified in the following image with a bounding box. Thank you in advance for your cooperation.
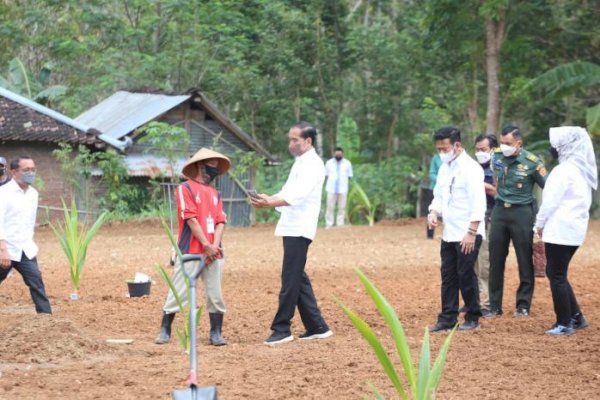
[427,127,486,333]
[472,134,498,316]
[0,157,52,314]
[487,126,547,319]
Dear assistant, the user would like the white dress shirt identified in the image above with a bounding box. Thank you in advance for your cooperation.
[536,162,592,246]
[275,148,325,240]
[324,158,353,194]
[0,179,39,261]
[429,151,487,242]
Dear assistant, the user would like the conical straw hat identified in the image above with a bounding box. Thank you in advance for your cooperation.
[182,148,231,179]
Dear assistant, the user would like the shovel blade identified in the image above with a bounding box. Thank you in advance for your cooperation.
[172,386,218,400]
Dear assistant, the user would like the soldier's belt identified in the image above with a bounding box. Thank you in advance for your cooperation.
[495,200,532,208]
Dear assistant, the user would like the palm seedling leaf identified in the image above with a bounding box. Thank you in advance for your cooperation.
[338,299,408,399]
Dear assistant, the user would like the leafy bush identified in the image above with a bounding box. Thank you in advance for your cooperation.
[253,158,295,223]
[339,269,455,399]
[349,156,420,223]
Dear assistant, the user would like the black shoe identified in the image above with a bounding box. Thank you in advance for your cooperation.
[155,312,175,344]
[513,308,529,317]
[571,313,589,330]
[299,327,333,341]
[481,308,492,317]
[483,308,502,318]
[208,313,227,346]
[264,331,293,345]
[457,320,480,331]
[428,322,454,333]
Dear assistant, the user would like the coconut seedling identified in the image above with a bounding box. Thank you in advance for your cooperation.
[50,199,109,299]
[339,268,455,399]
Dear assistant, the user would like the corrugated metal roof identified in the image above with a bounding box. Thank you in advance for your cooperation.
[0,87,90,133]
[91,153,187,178]
[75,91,190,140]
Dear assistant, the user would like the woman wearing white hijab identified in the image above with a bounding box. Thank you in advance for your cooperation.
[534,126,597,336]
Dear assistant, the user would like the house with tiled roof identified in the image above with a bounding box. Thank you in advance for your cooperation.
[0,87,102,218]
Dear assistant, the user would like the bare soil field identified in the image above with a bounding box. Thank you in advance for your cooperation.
[1,219,600,399]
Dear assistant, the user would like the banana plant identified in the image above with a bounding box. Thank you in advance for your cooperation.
[528,61,600,135]
[0,57,67,106]
[339,268,455,399]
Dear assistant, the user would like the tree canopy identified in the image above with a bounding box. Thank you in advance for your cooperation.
[1,0,598,159]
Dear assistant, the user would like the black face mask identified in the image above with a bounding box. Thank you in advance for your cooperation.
[335,155,342,161]
[0,168,5,177]
[204,165,220,182]
[549,146,559,160]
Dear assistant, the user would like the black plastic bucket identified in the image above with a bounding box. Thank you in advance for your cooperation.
[127,281,151,297]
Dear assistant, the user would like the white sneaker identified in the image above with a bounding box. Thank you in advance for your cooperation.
[299,329,333,340]
[264,332,294,345]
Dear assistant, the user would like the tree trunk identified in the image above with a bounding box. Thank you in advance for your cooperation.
[468,66,481,133]
[485,10,506,135]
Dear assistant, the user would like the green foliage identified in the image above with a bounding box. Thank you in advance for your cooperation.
[53,144,152,217]
[50,199,109,294]
[0,57,67,106]
[2,0,599,201]
[97,149,154,215]
[350,156,420,222]
[528,61,600,135]
[52,143,98,214]
[347,181,378,227]
[137,121,191,182]
[339,269,455,399]
[336,113,361,163]
[254,158,294,223]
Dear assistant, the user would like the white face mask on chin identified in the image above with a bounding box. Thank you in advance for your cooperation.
[439,149,455,164]
[475,151,491,164]
[500,144,517,157]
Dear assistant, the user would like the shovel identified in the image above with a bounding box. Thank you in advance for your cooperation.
[172,254,218,400]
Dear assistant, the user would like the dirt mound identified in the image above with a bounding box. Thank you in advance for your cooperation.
[0,315,114,364]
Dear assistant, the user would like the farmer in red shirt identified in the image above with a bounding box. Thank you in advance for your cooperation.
[155,148,230,346]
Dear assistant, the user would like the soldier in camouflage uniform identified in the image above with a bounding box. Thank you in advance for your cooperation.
[487,126,547,318]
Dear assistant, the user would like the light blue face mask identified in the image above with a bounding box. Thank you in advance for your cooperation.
[21,172,36,185]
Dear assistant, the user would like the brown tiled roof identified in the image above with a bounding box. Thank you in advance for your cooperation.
[0,96,95,144]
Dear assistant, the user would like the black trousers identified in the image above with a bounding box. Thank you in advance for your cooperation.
[0,252,52,314]
[545,243,581,326]
[270,237,328,334]
[489,204,535,311]
[437,237,482,325]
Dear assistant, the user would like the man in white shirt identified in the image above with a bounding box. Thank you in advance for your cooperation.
[427,127,486,332]
[250,122,332,345]
[324,147,353,228]
[0,157,52,314]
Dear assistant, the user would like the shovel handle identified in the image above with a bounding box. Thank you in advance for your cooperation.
[180,254,206,281]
